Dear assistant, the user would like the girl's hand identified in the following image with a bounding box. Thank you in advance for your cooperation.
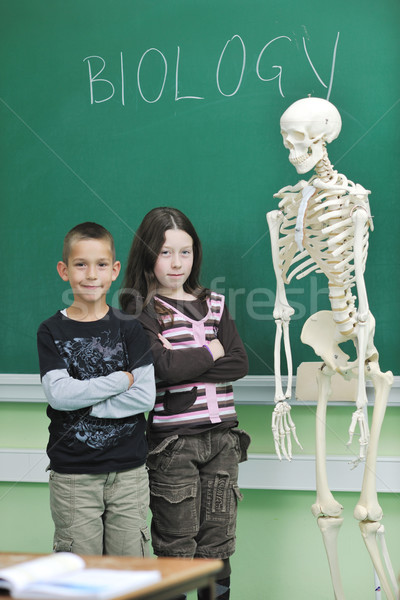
[158,333,174,350]
[158,332,225,360]
[207,339,225,361]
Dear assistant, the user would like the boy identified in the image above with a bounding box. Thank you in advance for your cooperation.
[37,222,155,557]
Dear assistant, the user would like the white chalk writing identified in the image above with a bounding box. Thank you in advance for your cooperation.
[83,31,340,105]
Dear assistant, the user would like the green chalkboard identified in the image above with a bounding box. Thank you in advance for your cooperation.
[1,0,399,375]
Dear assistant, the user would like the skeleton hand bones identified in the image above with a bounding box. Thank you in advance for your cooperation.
[271,302,302,462]
[272,398,303,461]
[347,407,369,467]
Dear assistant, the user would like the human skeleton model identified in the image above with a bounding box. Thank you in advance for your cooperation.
[266,97,397,600]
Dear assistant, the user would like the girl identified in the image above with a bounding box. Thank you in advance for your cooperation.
[120,207,250,600]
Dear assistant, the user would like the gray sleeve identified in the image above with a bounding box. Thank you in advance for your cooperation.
[90,364,156,418]
[42,368,130,411]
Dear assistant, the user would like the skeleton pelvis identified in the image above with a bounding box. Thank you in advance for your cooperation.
[301,310,350,371]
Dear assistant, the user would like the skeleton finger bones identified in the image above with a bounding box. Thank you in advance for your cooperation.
[347,407,370,467]
[271,400,303,461]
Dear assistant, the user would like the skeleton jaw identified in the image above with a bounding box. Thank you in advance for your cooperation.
[288,142,324,174]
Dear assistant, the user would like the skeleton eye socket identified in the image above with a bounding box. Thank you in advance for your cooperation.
[291,131,305,142]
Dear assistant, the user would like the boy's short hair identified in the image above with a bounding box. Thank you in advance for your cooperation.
[62,222,116,264]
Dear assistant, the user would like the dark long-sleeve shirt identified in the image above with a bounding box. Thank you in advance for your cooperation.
[139,295,248,437]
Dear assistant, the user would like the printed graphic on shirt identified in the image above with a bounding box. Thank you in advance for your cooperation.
[62,415,138,450]
[54,331,127,379]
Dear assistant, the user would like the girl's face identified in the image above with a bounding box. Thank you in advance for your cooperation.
[153,229,194,298]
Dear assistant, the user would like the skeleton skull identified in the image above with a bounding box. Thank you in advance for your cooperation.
[280,97,342,174]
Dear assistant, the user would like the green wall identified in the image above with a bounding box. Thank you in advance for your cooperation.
[4,401,400,456]
[1,402,400,599]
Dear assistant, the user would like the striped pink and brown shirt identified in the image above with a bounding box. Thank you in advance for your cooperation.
[152,292,237,430]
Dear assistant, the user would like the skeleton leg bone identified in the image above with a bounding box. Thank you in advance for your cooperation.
[354,362,397,599]
[377,526,398,598]
[318,516,345,600]
[312,364,345,600]
[359,521,397,600]
[312,365,344,519]
[353,365,390,522]
[301,309,372,463]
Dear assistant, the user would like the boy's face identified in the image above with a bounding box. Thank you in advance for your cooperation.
[57,238,120,306]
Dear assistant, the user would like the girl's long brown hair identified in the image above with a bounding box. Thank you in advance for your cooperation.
[120,207,208,316]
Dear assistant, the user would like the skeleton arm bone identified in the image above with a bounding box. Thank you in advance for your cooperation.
[352,206,370,321]
[267,209,302,460]
[346,207,371,458]
[267,210,294,398]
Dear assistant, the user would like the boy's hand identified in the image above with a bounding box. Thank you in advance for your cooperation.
[124,371,134,387]
[208,339,225,361]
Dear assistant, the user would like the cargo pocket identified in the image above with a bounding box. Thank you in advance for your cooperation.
[227,484,243,536]
[146,435,184,472]
[230,428,251,463]
[206,473,243,537]
[49,471,75,528]
[206,471,232,523]
[53,538,74,553]
[150,481,199,534]
[140,524,151,557]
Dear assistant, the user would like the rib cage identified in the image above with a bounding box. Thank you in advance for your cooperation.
[275,174,372,336]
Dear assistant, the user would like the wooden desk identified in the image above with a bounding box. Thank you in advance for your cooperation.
[0,553,223,600]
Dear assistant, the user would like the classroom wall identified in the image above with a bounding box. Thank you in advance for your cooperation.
[1,401,400,599]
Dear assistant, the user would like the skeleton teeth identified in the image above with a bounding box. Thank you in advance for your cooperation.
[290,153,309,165]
